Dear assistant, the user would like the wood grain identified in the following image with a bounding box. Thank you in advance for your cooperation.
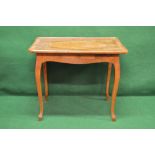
[35,56,44,121]
[29,37,128,54]
[36,53,118,64]
[111,57,120,121]
[29,37,128,121]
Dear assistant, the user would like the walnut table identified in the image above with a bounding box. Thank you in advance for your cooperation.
[29,37,128,121]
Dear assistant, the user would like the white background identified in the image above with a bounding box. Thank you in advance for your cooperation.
[0,130,155,155]
[0,0,155,25]
[0,0,155,154]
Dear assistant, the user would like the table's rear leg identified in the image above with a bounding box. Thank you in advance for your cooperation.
[35,57,44,121]
[111,58,120,121]
[106,63,112,101]
[43,62,48,101]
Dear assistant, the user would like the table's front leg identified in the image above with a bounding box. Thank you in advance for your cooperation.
[35,56,44,121]
[111,57,120,121]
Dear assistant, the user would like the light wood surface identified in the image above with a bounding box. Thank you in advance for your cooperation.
[29,37,128,121]
[29,37,128,54]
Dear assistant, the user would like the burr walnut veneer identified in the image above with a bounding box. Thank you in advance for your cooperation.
[29,37,128,121]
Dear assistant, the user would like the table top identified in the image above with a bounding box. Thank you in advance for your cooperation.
[29,37,128,54]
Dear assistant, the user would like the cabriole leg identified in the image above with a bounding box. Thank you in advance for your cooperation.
[35,56,44,121]
[111,58,120,121]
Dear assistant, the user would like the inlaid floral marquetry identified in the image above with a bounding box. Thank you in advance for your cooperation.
[29,37,128,121]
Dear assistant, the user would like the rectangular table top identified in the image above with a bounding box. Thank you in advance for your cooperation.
[29,37,128,54]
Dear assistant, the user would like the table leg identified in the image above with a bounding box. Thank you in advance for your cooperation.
[111,58,120,121]
[43,62,48,101]
[35,57,44,121]
[106,63,112,101]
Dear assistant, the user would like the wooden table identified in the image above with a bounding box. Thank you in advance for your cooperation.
[29,37,128,121]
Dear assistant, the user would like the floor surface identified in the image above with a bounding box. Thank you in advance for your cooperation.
[0,95,155,128]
